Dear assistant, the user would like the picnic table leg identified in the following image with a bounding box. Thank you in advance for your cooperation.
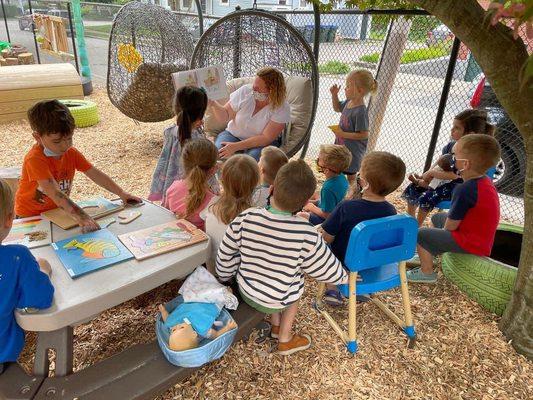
[33,326,74,377]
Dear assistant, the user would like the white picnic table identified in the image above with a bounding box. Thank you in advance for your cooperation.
[15,200,209,377]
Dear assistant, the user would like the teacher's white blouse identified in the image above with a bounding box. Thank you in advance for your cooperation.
[226,84,291,140]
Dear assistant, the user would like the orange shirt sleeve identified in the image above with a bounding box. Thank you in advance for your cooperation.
[72,148,93,172]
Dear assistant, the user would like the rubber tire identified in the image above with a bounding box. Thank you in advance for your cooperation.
[59,99,99,128]
[441,223,521,316]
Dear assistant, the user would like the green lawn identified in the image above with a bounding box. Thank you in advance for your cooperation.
[84,24,112,37]
[360,45,450,64]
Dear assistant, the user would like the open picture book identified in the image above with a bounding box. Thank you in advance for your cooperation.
[118,219,208,260]
[52,229,133,278]
[172,65,228,100]
[42,197,123,230]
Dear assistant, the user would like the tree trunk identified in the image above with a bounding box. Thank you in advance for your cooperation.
[412,0,533,359]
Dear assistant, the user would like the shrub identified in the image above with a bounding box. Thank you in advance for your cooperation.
[360,45,450,65]
[319,60,351,74]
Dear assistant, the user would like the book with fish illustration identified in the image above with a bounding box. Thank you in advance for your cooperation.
[42,197,124,230]
[172,65,228,100]
[4,216,52,249]
[118,219,208,261]
[52,229,133,278]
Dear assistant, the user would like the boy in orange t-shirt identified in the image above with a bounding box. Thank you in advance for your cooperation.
[15,100,140,232]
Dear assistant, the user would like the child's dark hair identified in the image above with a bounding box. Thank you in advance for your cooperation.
[455,109,495,136]
[27,100,75,137]
[361,152,406,196]
[175,86,208,146]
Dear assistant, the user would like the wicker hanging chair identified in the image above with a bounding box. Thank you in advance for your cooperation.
[191,8,319,158]
[107,2,194,122]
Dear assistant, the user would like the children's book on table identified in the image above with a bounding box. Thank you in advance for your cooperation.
[52,229,133,278]
[118,219,208,261]
[172,65,228,101]
[4,216,52,249]
[42,197,123,230]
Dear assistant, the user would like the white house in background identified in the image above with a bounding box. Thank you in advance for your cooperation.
[153,0,369,40]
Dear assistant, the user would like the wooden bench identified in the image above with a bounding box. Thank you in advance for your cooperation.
[0,63,83,123]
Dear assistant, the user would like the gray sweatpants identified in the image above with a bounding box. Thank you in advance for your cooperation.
[417,212,467,256]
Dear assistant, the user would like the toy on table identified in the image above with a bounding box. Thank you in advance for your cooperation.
[158,266,238,351]
[118,210,142,224]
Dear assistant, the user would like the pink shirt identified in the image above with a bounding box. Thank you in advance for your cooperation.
[163,180,215,231]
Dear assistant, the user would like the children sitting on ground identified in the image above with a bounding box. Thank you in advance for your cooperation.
[216,160,347,355]
[15,100,140,233]
[318,151,406,306]
[330,69,377,187]
[299,144,351,225]
[402,109,495,226]
[253,146,288,207]
[201,154,259,273]
[149,86,214,202]
[164,138,218,231]
[0,179,54,375]
[407,134,501,284]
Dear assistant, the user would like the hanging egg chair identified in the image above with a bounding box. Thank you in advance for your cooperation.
[191,8,319,158]
[107,2,194,122]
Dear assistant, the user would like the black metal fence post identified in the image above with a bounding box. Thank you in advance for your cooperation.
[27,0,41,64]
[423,37,461,171]
[66,2,79,73]
[1,0,11,43]
[312,3,319,61]
[193,0,204,37]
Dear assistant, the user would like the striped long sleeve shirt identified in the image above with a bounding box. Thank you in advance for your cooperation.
[216,208,347,309]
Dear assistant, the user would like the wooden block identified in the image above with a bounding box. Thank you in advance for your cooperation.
[0,64,82,91]
[0,57,6,66]
[0,166,22,194]
[118,211,142,224]
[17,53,34,65]
[1,49,11,58]
[6,58,18,66]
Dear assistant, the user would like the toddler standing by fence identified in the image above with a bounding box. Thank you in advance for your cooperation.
[330,69,377,186]
[163,139,218,231]
[201,154,259,272]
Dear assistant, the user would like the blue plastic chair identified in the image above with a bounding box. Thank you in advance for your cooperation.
[436,167,496,211]
[315,214,418,354]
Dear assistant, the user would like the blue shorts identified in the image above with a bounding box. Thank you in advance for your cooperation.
[401,181,458,211]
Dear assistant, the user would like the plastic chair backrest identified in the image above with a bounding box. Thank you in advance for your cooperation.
[344,214,418,272]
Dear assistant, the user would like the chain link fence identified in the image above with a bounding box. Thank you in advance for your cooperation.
[1,3,526,223]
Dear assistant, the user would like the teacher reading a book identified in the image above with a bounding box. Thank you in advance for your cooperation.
[208,67,291,161]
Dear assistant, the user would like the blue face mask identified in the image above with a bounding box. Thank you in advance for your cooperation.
[43,146,62,157]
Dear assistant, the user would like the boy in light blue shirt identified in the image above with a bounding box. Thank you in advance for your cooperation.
[0,179,54,374]
[299,144,352,225]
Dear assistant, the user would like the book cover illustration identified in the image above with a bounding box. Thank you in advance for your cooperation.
[42,197,124,230]
[52,229,133,278]
[172,65,228,101]
[118,219,208,261]
[4,216,52,248]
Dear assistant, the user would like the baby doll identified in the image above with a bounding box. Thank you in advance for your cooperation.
[158,302,237,351]
[408,153,453,189]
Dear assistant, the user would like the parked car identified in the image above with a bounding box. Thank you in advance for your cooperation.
[426,24,453,47]
[469,73,526,197]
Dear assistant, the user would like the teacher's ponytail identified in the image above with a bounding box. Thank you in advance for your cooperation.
[174,86,209,146]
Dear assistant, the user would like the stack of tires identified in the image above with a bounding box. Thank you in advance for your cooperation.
[442,222,521,316]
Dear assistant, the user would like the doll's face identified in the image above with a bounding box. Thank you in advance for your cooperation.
[168,323,199,351]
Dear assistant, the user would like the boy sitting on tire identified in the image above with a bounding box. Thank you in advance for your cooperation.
[407,134,501,284]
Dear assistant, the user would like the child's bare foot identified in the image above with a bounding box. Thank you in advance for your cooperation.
[408,173,419,185]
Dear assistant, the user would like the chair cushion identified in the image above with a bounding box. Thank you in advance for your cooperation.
[338,263,401,296]
[203,76,313,155]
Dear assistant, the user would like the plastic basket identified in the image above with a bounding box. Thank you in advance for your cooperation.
[156,295,238,368]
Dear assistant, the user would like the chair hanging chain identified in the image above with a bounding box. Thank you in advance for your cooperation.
[253,0,257,9]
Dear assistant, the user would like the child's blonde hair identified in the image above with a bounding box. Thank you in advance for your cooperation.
[181,138,218,218]
[349,69,378,97]
[361,151,405,196]
[212,155,259,225]
[260,146,288,185]
[0,179,14,224]
[458,134,501,174]
[319,144,352,173]
[273,159,316,213]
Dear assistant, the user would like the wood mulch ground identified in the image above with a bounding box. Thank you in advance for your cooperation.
[1,89,531,400]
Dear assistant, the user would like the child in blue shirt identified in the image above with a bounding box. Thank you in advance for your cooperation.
[0,179,54,374]
[319,151,406,305]
[299,144,351,225]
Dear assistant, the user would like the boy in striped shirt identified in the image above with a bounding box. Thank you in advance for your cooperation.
[216,160,347,355]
